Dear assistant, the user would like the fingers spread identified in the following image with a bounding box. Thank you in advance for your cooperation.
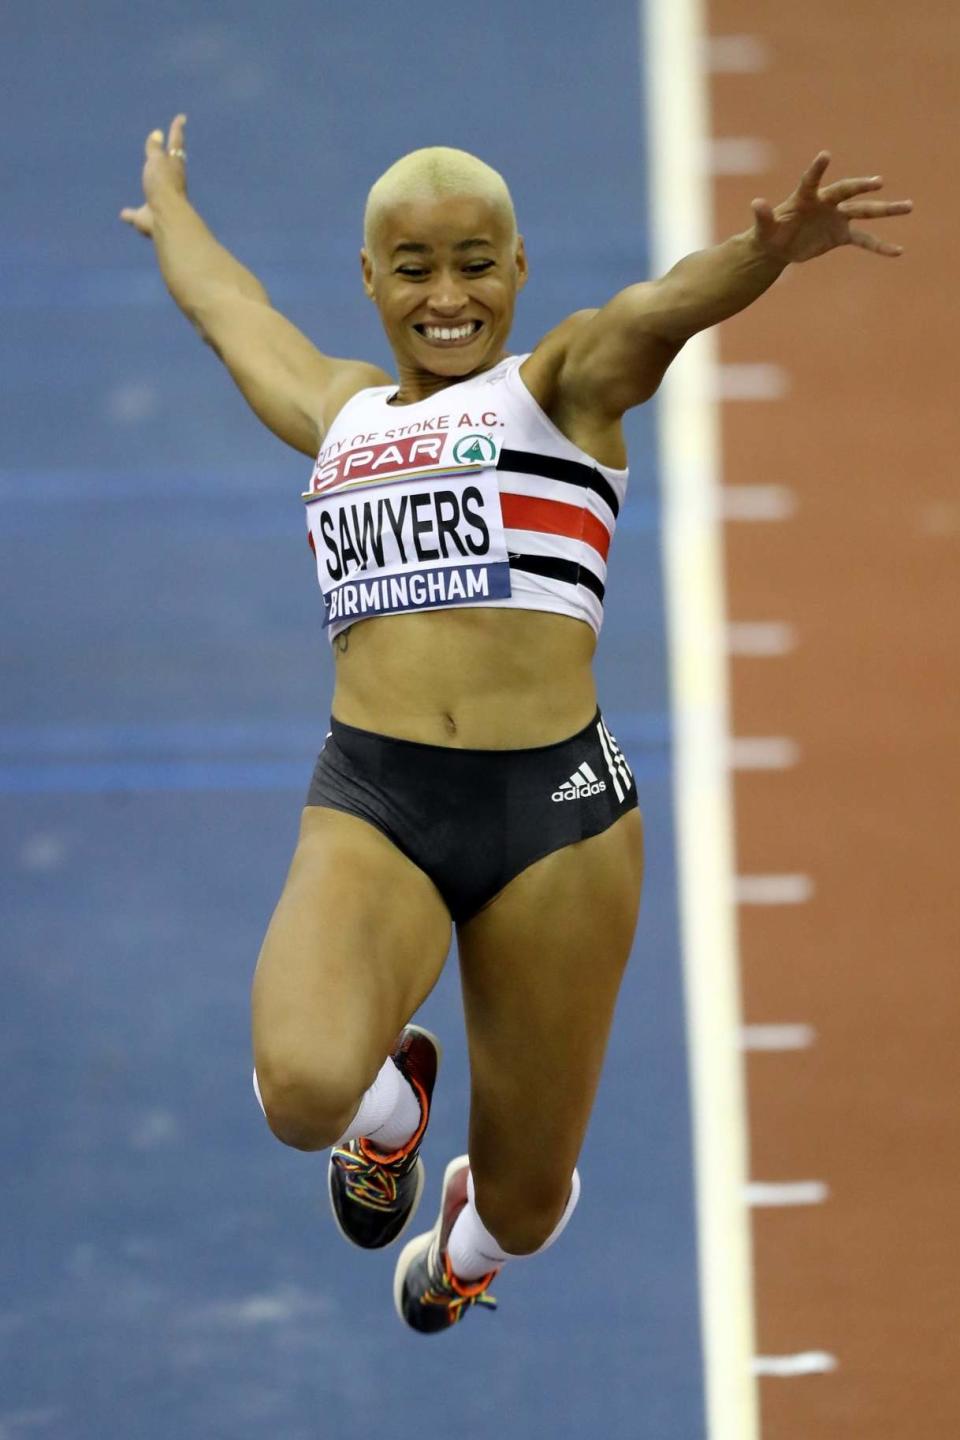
[145,127,165,158]
[168,113,187,153]
[837,199,913,219]
[801,151,831,189]
[823,176,884,204]
[850,228,904,257]
[751,198,775,228]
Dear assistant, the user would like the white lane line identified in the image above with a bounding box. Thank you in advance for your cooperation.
[728,737,800,770]
[752,1353,839,1378]
[643,0,759,1436]
[707,137,776,175]
[720,486,797,521]
[746,1181,829,1207]
[741,1024,816,1051]
[701,35,771,73]
[735,874,814,904]
[715,363,790,401]
[726,622,797,656]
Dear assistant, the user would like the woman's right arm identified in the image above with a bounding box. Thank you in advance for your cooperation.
[120,117,392,457]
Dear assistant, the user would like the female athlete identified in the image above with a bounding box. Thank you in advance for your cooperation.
[121,116,910,1333]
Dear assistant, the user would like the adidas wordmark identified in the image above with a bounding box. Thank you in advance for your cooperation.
[551,761,607,803]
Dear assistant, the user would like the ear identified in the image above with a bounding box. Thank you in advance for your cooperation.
[360,248,376,300]
[514,235,529,291]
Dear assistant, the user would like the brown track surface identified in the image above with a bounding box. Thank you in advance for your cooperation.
[706,2,960,1435]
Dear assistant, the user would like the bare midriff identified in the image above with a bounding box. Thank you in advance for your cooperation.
[330,607,598,749]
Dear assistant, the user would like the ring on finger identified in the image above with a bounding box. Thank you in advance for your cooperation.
[168,147,187,160]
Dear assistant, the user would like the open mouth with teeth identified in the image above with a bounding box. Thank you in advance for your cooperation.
[413,320,484,346]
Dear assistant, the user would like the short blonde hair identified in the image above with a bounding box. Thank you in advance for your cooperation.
[363,146,518,257]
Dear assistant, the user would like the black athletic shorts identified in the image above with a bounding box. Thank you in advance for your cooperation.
[305,707,639,923]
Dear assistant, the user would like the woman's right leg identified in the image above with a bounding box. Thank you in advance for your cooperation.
[252,805,453,1151]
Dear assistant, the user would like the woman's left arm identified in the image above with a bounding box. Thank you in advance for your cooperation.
[561,151,913,417]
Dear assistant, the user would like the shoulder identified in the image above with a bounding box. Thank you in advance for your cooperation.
[320,360,395,437]
[516,310,628,472]
[518,309,599,413]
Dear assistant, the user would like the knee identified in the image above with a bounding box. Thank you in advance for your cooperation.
[473,1173,578,1257]
[254,1047,370,1152]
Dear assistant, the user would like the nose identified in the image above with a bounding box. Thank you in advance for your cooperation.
[425,269,469,316]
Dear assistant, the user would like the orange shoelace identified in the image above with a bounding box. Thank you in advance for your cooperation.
[422,1252,499,1322]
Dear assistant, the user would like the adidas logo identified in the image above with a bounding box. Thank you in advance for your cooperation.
[551,761,607,803]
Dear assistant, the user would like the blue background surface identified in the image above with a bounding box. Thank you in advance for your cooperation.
[1,3,705,1436]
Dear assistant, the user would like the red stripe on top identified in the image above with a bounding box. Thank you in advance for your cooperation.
[500,492,611,562]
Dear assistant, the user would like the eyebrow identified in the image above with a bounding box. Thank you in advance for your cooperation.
[391,237,495,258]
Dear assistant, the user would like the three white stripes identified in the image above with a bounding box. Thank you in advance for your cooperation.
[596,718,633,803]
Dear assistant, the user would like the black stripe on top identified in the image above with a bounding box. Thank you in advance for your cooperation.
[498,447,621,520]
[509,553,606,604]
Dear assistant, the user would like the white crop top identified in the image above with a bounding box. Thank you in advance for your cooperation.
[302,352,628,644]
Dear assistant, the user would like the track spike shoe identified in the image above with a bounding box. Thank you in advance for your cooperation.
[328,1025,440,1249]
[393,1154,499,1333]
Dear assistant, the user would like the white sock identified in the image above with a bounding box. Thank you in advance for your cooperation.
[251,1058,421,1152]
[335,1057,421,1150]
[447,1167,582,1281]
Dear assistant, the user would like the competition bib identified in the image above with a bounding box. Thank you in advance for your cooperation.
[302,426,512,628]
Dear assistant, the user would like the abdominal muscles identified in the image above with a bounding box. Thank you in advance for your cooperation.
[330,607,598,749]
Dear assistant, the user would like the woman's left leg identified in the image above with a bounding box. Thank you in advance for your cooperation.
[455,807,644,1258]
[392,806,643,1331]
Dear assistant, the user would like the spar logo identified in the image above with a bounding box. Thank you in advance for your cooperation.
[453,434,497,466]
[306,434,446,497]
[305,430,499,500]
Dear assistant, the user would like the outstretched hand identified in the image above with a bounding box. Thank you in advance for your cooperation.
[119,114,189,238]
[751,152,913,263]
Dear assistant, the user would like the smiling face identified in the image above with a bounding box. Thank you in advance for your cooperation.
[361,193,528,401]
